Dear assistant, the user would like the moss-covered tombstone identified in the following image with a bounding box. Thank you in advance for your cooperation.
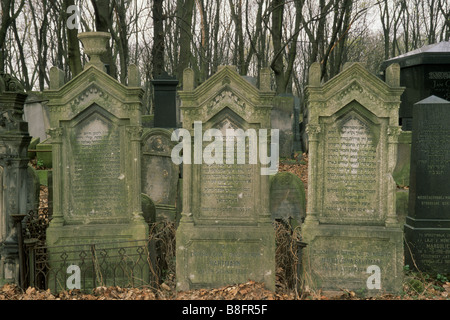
[302,62,405,295]
[141,128,179,221]
[43,32,148,292]
[176,66,276,291]
[0,73,35,287]
[269,171,306,226]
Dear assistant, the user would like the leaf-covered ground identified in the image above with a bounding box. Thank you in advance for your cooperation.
[1,275,449,300]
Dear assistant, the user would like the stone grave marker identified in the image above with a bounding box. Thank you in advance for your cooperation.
[269,172,306,226]
[0,73,33,287]
[302,62,405,295]
[141,128,180,221]
[404,95,450,274]
[23,93,50,142]
[176,66,276,291]
[43,32,148,291]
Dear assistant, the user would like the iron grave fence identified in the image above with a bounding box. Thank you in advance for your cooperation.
[20,209,158,292]
[24,238,157,293]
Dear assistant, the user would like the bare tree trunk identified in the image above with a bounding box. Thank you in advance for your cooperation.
[196,0,209,82]
[243,0,263,76]
[11,12,30,90]
[229,0,245,74]
[63,0,82,77]
[111,0,129,84]
[152,0,165,78]
[0,0,25,72]
[271,0,303,93]
[175,0,195,85]
[439,0,450,40]
[212,0,221,73]
[271,0,285,93]
[29,0,50,91]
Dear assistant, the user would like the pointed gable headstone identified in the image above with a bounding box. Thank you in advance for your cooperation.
[176,66,276,291]
[44,32,148,291]
[302,62,405,295]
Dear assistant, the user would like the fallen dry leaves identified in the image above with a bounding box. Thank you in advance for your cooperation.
[278,153,308,202]
[1,279,449,300]
[0,281,292,301]
[176,281,295,300]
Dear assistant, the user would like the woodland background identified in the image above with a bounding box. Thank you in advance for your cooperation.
[1,0,450,112]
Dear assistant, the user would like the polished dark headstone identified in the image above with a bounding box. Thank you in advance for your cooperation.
[404,95,450,273]
[152,71,179,128]
[381,41,450,130]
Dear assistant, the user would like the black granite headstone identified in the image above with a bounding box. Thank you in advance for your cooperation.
[404,95,450,273]
[152,71,179,128]
[381,42,450,130]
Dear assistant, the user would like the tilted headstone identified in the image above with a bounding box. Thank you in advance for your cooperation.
[176,66,276,291]
[269,172,306,225]
[404,95,450,273]
[0,73,33,287]
[302,62,405,295]
[141,128,180,221]
[44,32,148,291]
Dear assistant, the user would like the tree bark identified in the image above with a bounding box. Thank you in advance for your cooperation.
[63,0,82,77]
[152,0,165,78]
[175,0,195,85]
[0,0,25,72]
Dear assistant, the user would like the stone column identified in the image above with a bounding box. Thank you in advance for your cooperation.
[47,127,64,226]
[127,126,144,222]
[386,125,402,227]
[304,123,320,225]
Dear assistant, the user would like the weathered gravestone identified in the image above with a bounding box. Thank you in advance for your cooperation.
[44,32,148,291]
[23,93,50,142]
[404,95,450,274]
[176,66,276,291]
[302,62,405,295]
[269,172,306,226]
[0,72,37,287]
[141,128,180,221]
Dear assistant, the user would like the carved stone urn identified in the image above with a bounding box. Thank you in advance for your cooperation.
[77,32,111,72]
